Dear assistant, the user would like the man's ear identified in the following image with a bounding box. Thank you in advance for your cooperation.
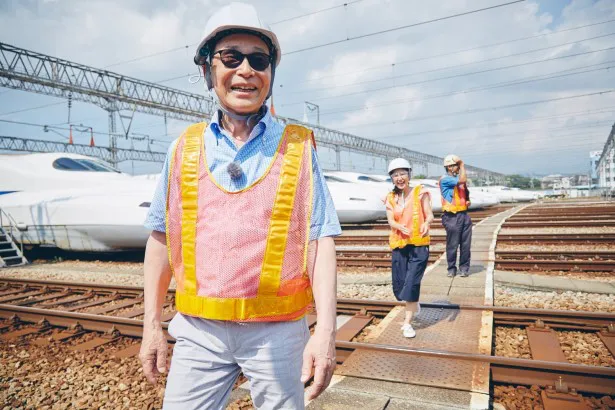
[203,63,213,90]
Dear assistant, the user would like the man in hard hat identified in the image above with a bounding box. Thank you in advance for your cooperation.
[440,155,472,278]
[139,3,341,409]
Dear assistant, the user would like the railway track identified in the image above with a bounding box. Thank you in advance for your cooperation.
[336,233,615,246]
[1,279,614,401]
[336,248,615,270]
[336,249,441,267]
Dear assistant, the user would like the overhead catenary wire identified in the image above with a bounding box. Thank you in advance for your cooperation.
[284,46,615,106]
[157,17,615,87]
[339,89,615,130]
[0,118,169,146]
[313,62,615,117]
[104,44,193,69]
[361,106,615,140]
[406,123,613,148]
[270,0,369,25]
[283,0,526,55]
[288,18,615,86]
[0,101,66,117]
[282,31,615,96]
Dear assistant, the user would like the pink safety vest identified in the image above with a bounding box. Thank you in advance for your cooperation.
[166,122,314,321]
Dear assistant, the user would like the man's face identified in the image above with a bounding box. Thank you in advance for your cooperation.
[447,164,459,175]
[209,33,272,114]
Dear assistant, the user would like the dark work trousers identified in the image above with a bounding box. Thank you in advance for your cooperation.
[391,245,430,302]
[441,211,473,274]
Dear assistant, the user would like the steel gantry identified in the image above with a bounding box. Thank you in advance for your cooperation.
[0,42,504,181]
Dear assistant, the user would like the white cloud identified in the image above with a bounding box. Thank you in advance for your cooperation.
[0,0,614,175]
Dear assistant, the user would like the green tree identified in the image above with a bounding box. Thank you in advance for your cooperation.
[506,174,534,189]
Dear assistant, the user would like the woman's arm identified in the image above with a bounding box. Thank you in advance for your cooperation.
[387,209,409,235]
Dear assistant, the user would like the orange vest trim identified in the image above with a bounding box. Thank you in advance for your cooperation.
[387,185,430,249]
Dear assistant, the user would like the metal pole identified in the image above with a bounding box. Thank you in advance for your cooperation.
[305,101,320,125]
[107,106,117,167]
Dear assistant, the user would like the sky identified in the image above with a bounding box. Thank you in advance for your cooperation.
[0,0,614,177]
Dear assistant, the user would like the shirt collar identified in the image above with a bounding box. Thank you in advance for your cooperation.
[210,106,272,145]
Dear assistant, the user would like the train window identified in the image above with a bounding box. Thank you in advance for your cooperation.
[52,158,90,171]
[52,158,120,172]
[75,159,120,173]
[324,175,350,183]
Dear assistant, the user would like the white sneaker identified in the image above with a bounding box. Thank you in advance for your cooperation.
[401,324,416,338]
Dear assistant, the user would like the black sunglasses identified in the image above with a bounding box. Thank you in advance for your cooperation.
[212,49,272,71]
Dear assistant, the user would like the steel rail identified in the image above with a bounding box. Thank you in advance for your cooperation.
[335,341,615,395]
[0,304,167,338]
[495,259,615,271]
[335,340,615,376]
[496,250,615,260]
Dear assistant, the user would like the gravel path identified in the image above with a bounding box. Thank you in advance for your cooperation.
[500,227,615,234]
[495,286,615,312]
[338,283,395,300]
[559,331,615,367]
[495,327,614,367]
[494,327,531,359]
[496,244,615,252]
[1,332,165,410]
[493,385,615,410]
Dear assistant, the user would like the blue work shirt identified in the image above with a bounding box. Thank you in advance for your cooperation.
[144,108,341,240]
[440,175,461,203]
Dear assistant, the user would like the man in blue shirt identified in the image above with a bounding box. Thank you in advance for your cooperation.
[440,154,472,278]
[139,4,341,409]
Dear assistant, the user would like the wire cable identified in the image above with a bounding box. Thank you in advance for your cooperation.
[283,31,615,96]
[315,62,615,117]
[340,89,615,130]
[270,0,369,25]
[288,18,615,86]
[284,46,615,105]
[284,0,526,55]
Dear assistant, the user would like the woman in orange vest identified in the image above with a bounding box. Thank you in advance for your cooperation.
[385,158,434,338]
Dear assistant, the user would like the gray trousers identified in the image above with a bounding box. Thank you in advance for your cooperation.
[441,211,472,274]
[163,313,310,410]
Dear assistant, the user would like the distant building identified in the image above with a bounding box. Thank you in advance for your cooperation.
[590,150,601,184]
[541,174,564,189]
[541,174,591,189]
[596,123,615,191]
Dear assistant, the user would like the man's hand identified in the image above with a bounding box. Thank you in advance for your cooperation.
[139,324,169,384]
[419,221,430,237]
[301,329,336,400]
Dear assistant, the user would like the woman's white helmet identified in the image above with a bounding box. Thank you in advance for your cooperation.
[443,154,460,167]
[388,158,412,175]
[194,2,281,67]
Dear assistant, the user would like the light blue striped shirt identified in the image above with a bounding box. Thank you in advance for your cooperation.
[144,108,341,240]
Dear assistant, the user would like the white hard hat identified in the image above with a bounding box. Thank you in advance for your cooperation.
[194,2,281,67]
[388,158,412,175]
[443,154,460,167]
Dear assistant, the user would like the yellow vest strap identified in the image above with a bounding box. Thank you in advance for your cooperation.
[178,122,207,295]
[259,124,309,296]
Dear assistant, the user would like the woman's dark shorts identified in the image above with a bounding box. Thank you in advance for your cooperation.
[391,245,430,302]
